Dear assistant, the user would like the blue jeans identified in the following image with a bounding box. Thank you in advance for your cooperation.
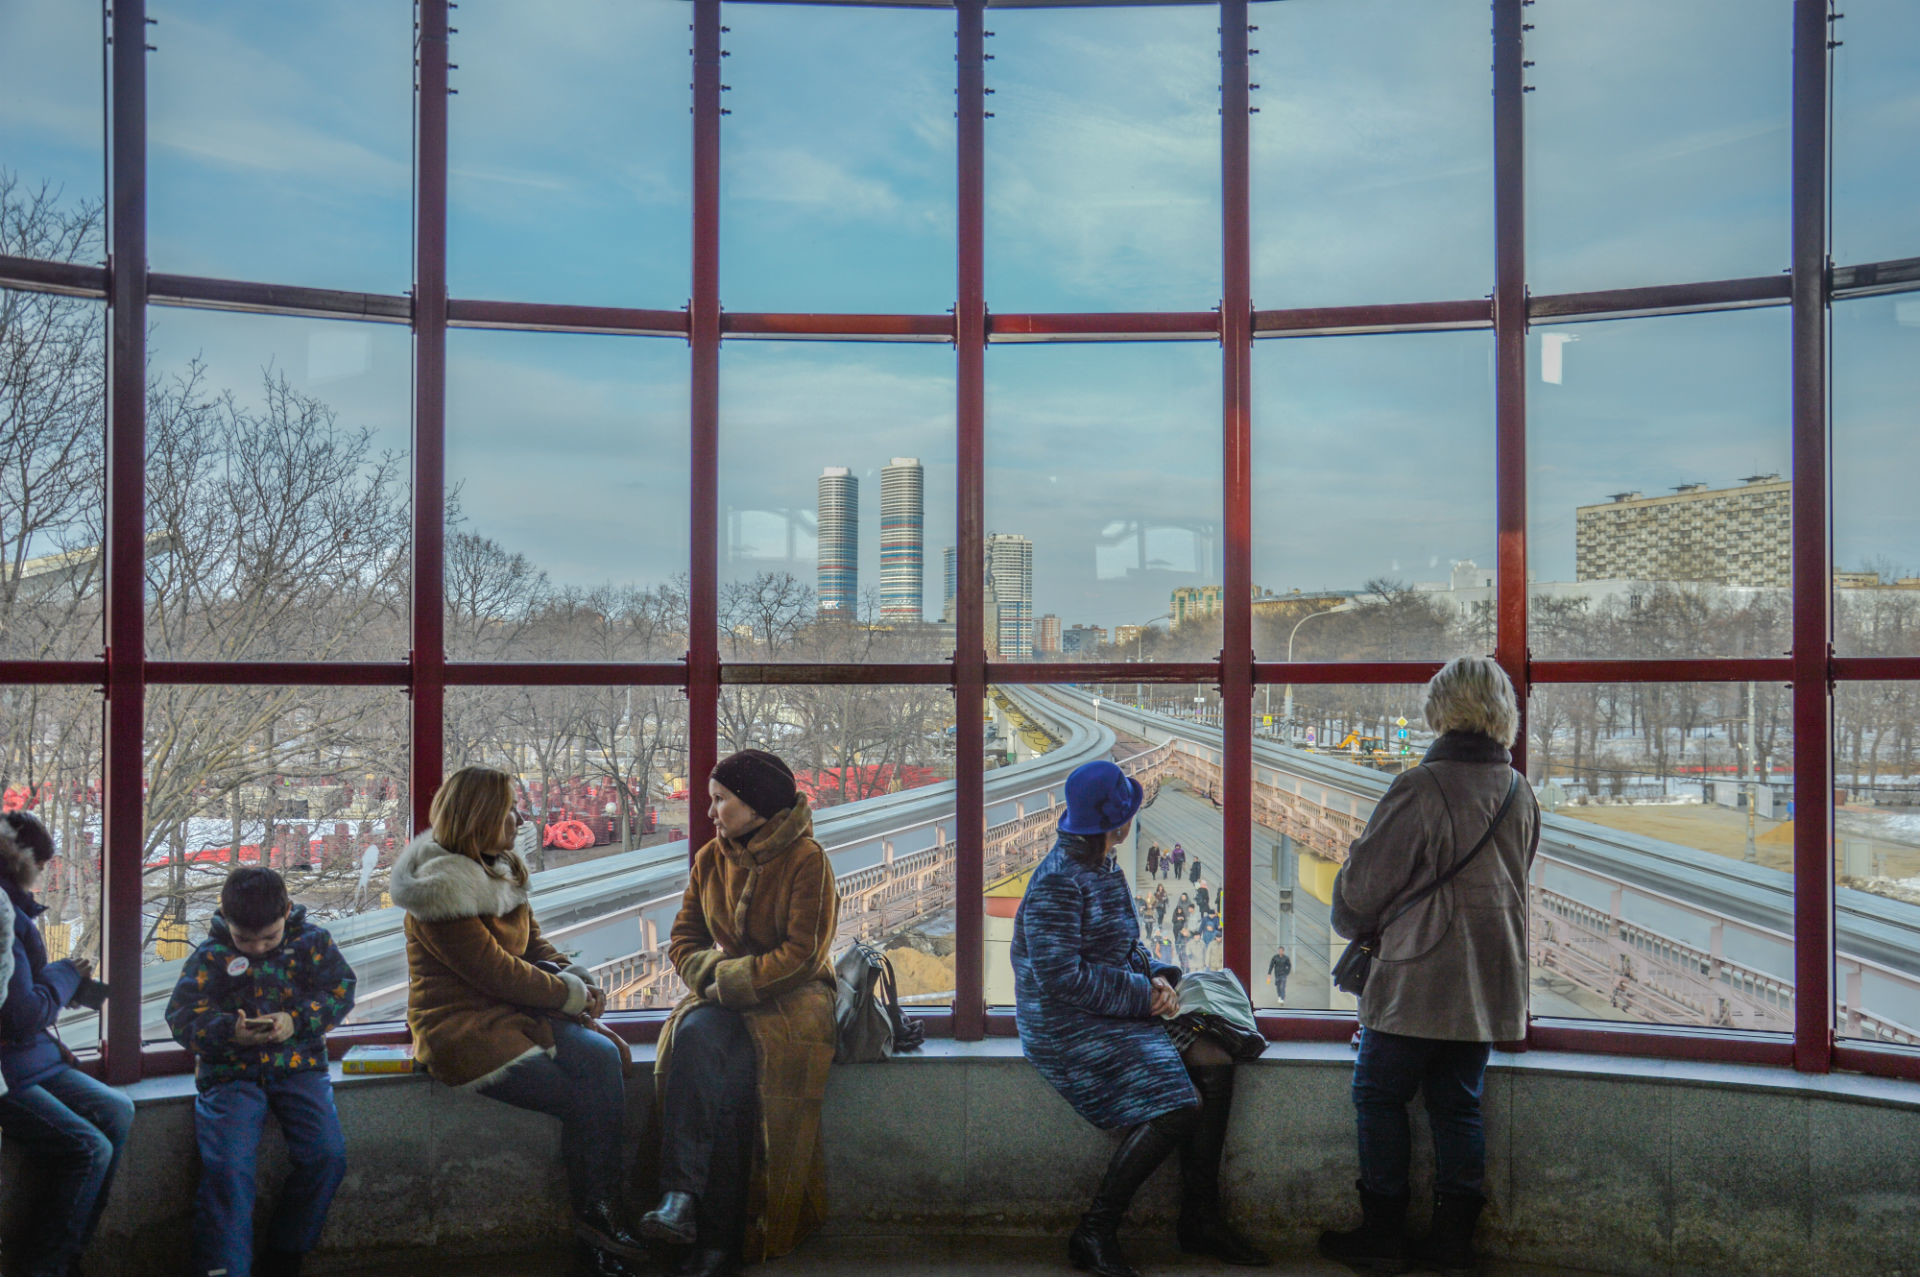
[475,1020,626,1212]
[1351,1028,1492,1200]
[0,1064,137,1277]
[193,1069,347,1277]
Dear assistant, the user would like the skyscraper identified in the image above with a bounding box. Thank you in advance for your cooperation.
[987,533,1034,659]
[879,458,925,623]
[817,467,858,616]
[943,546,958,619]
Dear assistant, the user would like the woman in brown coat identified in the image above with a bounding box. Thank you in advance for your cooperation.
[392,766,645,1277]
[639,749,839,1277]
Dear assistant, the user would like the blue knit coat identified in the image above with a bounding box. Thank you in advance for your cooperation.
[1012,839,1197,1130]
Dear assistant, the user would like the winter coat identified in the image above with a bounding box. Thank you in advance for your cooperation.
[391,833,595,1088]
[0,858,82,1093]
[1145,847,1160,875]
[1012,838,1196,1131]
[1332,731,1541,1042]
[164,905,357,1092]
[657,797,838,1263]
[0,900,13,1097]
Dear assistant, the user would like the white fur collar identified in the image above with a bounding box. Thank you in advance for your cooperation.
[390,832,530,922]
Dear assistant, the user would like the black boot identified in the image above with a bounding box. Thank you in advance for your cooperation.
[639,1190,700,1245]
[572,1238,642,1277]
[1175,1063,1270,1266]
[575,1199,648,1261]
[1316,1180,1410,1275]
[1413,1191,1486,1277]
[1067,1108,1196,1277]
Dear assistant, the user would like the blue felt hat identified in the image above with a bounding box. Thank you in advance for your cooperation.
[1058,760,1145,836]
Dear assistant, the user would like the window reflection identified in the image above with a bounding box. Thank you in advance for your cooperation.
[1832,0,1920,267]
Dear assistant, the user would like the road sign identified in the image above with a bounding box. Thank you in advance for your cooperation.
[1262,715,1273,726]
[1305,728,1317,744]
[1397,728,1409,739]
[1395,716,1408,728]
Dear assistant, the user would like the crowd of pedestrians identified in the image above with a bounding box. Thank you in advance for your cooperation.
[0,654,1534,1277]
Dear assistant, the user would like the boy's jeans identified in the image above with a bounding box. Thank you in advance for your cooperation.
[194,1069,347,1277]
[1351,1027,1492,1200]
[0,1064,137,1277]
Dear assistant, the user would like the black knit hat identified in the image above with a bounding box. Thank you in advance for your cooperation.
[1,811,56,863]
[711,749,799,819]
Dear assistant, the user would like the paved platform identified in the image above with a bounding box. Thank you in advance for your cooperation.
[335,1233,1616,1277]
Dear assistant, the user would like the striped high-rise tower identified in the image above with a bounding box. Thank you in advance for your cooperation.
[817,467,858,615]
[879,458,925,623]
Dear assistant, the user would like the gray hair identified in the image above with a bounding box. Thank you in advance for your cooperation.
[1423,656,1518,747]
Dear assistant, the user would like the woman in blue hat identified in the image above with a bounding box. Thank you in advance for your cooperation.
[1011,760,1268,1277]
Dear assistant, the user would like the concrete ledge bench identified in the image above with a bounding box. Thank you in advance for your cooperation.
[4,1041,1916,1277]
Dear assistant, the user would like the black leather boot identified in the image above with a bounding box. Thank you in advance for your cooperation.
[1175,1063,1270,1266]
[639,1190,700,1245]
[1067,1108,1196,1277]
[1413,1191,1486,1277]
[674,1245,742,1277]
[1316,1180,1410,1275]
[572,1238,642,1277]
[575,1200,648,1261]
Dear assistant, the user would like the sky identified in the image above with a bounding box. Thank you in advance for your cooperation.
[1,0,1916,633]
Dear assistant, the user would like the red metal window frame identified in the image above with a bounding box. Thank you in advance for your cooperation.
[0,0,1903,1079]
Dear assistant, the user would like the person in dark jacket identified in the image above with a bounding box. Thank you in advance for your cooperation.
[1012,761,1268,1277]
[0,810,135,1277]
[1319,656,1541,1277]
[166,866,357,1277]
[1145,844,1160,879]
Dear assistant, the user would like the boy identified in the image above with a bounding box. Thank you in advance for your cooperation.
[166,867,357,1277]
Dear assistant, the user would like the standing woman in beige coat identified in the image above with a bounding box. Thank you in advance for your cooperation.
[639,749,839,1277]
[392,766,645,1277]
[1319,657,1540,1277]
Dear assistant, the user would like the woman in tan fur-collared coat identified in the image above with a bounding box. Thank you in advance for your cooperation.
[638,749,839,1277]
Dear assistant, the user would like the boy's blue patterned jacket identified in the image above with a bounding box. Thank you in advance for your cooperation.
[164,905,357,1091]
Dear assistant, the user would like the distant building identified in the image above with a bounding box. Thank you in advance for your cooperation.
[1112,624,1147,650]
[1061,624,1108,656]
[1036,613,1063,655]
[943,546,958,616]
[817,467,858,615]
[1576,476,1789,588]
[879,458,924,622]
[987,533,1034,660]
[1171,583,1276,625]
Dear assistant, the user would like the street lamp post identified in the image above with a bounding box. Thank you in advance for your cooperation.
[1131,613,1172,711]
[1282,602,1356,740]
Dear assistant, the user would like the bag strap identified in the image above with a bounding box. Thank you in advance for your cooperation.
[1376,772,1520,936]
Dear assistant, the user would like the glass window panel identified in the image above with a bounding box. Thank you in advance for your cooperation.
[711,683,956,1009]
[1834,681,1920,1045]
[986,343,1222,663]
[1527,309,1791,659]
[141,686,408,1039]
[4,688,104,1050]
[448,0,691,308]
[446,684,692,1013]
[984,685,1223,1008]
[148,0,411,291]
[1245,682,1432,1013]
[1251,332,1494,663]
[1834,296,1920,655]
[444,330,689,661]
[145,309,412,661]
[1251,0,1493,308]
[0,0,104,223]
[721,6,955,314]
[720,342,954,662]
[1526,0,1791,294]
[986,8,1221,313]
[1530,682,1793,1032]
[2,291,104,662]
[1832,0,1920,267]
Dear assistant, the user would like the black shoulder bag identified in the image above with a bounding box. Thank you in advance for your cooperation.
[1331,772,1520,997]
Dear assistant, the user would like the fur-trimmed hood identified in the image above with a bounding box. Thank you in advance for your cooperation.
[390,832,530,922]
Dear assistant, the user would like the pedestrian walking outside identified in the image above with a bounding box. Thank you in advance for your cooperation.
[1267,947,1292,1006]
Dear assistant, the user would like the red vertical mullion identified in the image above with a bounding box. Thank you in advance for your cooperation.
[953,0,987,1040]
[1219,1,1254,989]
[102,0,149,1085]
[410,0,449,832]
[1789,0,1833,1074]
[1492,0,1529,772]
[688,1,723,851]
